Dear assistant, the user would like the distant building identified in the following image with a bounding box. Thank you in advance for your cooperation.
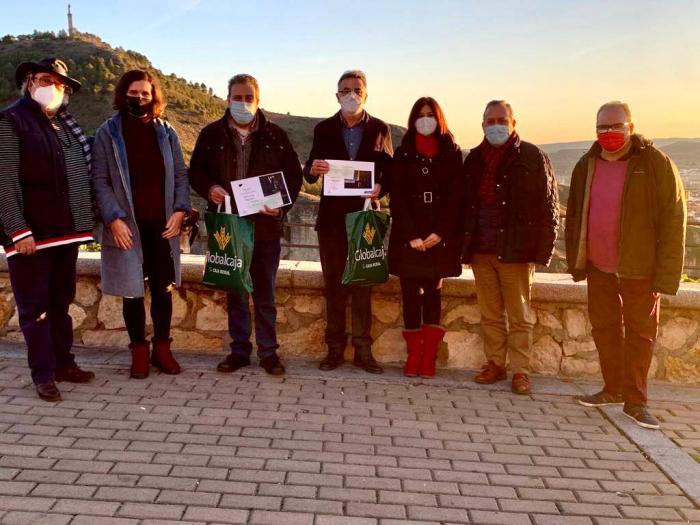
[67,4,75,38]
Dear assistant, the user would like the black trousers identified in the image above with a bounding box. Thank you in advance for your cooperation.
[400,277,442,329]
[123,221,175,343]
[318,229,372,350]
[7,244,79,384]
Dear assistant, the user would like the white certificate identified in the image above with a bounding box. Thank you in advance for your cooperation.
[323,160,375,197]
[230,171,291,217]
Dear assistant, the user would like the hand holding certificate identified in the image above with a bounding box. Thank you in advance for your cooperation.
[322,160,375,197]
[231,171,291,217]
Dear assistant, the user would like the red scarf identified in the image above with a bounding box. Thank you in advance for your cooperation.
[415,133,439,158]
[478,132,519,207]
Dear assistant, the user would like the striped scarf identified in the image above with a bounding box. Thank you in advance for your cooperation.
[58,109,92,171]
[478,132,519,207]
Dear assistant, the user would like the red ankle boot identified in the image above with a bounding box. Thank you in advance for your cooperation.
[129,341,150,379]
[420,325,445,378]
[402,330,423,377]
[151,338,181,375]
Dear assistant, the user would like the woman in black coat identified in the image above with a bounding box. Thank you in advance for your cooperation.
[388,97,463,378]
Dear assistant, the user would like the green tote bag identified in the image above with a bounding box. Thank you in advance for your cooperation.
[202,196,255,293]
[342,200,391,286]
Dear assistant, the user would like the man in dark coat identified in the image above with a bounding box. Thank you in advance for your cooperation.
[567,101,686,429]
[0,58,95,401]
[304,70,393,374]
[189,74,303,376]
[462,100,559,395]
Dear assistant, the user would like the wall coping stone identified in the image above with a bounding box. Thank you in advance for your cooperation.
[2,252,700,309]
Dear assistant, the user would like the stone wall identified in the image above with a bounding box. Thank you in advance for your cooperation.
[1,253,699,384]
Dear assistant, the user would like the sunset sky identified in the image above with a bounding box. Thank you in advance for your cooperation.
[2,0,699,147]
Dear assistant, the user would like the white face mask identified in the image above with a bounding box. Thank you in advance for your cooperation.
[415,116,437,136]
[32,85,64,111]
[229,100,256,125]
[339,92,363,115]
[485,124,510,146]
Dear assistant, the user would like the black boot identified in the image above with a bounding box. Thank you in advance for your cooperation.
[353,346,383,374]
[319,345,344,371]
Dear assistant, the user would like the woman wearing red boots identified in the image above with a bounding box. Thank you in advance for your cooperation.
[388,97,464,377]
[92,70,190,379]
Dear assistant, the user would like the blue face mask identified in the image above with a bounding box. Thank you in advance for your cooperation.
[229,100,256,125]
[485,124,510,146]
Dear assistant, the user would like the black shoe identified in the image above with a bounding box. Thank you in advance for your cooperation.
[55,366,95,383]
[260,355,285,376]
[216,354,251,373]
[319,349,344,371]
[576,390,624,407]
[36,381,61,402]
[353,349,383,374]
[623,403,660,429]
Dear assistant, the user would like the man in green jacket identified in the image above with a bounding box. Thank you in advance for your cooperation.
[565,101,686,429]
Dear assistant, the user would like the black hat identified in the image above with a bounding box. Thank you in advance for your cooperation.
[15,58,81,93]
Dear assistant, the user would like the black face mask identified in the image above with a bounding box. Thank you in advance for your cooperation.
[126,95,151,118]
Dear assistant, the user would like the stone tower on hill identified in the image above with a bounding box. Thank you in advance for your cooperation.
[67,4,75,37]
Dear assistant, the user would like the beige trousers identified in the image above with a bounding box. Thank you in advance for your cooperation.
[471,254,535,374]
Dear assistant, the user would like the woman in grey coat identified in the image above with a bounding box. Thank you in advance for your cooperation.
[91,70,190,379]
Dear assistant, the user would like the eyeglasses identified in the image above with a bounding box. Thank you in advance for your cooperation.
[338,88,365,97]
[33,76,67,90]
[596,122,629,133]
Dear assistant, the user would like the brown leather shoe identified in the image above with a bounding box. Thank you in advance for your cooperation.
[36,381,61,402]
[55,366,95,383]
[474,361,507,384]
[512,373,532,395]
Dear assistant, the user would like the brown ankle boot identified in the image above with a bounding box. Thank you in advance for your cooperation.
[151,338,181,375]
[129,341,150,379]
[474,361,507,384]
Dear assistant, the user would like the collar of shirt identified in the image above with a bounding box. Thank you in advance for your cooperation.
[228,114,259,144]
[339,110,369,129]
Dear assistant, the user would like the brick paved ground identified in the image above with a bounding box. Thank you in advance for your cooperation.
[0,345,698,525]
[652,401,700,463]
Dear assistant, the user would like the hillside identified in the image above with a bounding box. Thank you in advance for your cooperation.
[0,31,406,167]
[547,139,700,185]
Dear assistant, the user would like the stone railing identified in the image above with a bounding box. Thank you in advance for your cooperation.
[1,253,699,384]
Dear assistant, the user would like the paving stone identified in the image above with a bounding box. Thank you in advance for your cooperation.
[182,506,248,524]
[0,512,73,525]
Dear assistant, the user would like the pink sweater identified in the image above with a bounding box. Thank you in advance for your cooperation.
[587,158,628,273]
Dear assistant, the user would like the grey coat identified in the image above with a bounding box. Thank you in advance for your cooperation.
[91,113,191,298]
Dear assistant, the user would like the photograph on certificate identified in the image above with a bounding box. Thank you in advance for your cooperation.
[231,171,291,217]
[323,160,375,196]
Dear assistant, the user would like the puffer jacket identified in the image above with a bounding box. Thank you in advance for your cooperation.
[461,139,559,266]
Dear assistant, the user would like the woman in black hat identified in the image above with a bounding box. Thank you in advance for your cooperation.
[0,57,95,401]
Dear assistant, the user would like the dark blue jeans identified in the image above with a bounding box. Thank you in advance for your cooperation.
[7,244,79,384]
[227,239,281,359]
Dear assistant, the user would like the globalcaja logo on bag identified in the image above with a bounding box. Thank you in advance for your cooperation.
[214,226,231,250]
[362,223,376,244]
[354,218,385,265]
[208,225,242,271]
